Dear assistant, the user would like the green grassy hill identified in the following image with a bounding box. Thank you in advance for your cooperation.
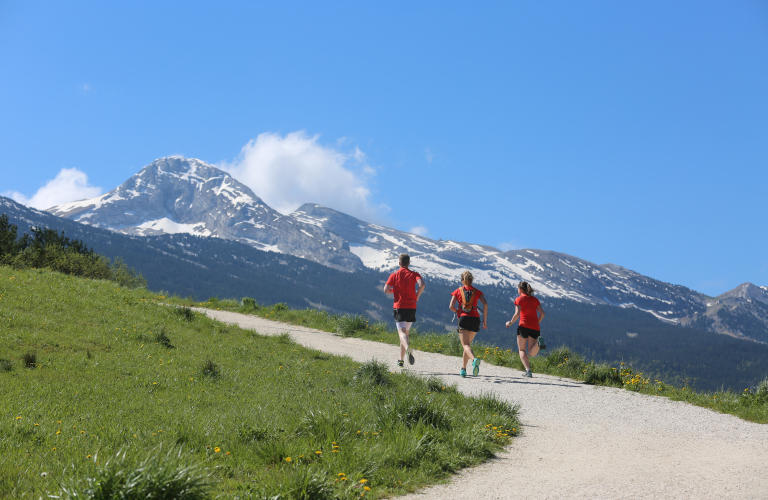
[0,266,518,499]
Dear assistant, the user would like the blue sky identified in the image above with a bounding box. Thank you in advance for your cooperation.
[1,1,766,296]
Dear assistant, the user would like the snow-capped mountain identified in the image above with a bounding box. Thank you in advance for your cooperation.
[289,204,707,321]
[45,157,768,342]
[47,157,362,272]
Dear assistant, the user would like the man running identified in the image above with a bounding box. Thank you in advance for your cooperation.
[383,253,425,367]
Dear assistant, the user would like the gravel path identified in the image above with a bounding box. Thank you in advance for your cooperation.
[198,308,768,499]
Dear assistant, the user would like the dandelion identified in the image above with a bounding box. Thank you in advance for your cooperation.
[214,447,221,453]
[226,451,231,456]
[56,430,61,435]
[86,455,92,459]
[285,457,292,462]
[316,451,322,455]
[51,448,56,451]
[359,479,368,484]
[15,416,21,420]
[364,486,371,491]
[338,473,346,477]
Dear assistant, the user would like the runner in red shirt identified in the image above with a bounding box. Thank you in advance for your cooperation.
[506,281,546,378]
[384,253,425,367]
[449,271,488,377]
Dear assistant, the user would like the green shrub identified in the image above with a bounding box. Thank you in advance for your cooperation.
[272,302,288,312]
[241,297,258,309]
[0,359,12,372]
[110,257,147,288]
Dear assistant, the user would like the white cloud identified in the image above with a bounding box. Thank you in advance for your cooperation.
[425,148,434,163]
[498,240,522,252]
[220,131,384,221]
[3,168,103,210]
[410,226,430,237]
[80,84,91,92]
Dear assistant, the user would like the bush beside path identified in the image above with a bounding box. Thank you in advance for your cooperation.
[200,308,768,500]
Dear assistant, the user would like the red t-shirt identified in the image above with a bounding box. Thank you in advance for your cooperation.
[451,285,484,318]
[515,294,541,330]
[386,267,423,309]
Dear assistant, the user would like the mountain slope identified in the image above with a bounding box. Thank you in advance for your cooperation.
[47,157,362,272]
[44,157,767,343]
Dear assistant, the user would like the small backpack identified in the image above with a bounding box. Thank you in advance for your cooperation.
[459,287,476,314]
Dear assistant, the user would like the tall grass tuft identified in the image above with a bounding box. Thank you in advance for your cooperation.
[22,352,36,368]
[354,360,392,387]
[175,306,195,321]
[336,314,370,337]
[155,326,174,349]
[254,467,334,500]
[0,359,12,372]
[382,396,452,431]
[201,359,221,378]
[58,447,210,500]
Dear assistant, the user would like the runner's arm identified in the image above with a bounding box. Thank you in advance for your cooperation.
[536,304,545,323]
[479,295,488,329]
[449,296,458,313]
[415,278,425,301]
[383,284,393,294]
[506,306,520,328]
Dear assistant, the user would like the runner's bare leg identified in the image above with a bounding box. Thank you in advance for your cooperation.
[459,330,476,369]
[518,334,531,372]
[398,327,410,361]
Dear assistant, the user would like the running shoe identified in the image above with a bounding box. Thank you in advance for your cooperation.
[397,360,404,368]
[460,368,467,378]
[408,350,415,365]
[537,337,546,350]
[472,358,481,376]
[523,370,533,378]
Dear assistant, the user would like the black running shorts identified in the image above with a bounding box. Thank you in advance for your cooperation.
[457,316,481,332]
[393,308,417,323]
[517,325,540,339]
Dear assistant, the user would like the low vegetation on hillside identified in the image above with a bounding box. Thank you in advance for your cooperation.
[0,266,518,498]
[184,296,768,425]
[0,214,145,288]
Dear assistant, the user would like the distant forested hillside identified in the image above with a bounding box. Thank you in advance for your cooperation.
[3,196,767,391]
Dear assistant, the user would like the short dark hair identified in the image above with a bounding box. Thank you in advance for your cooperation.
[399,254,410,267]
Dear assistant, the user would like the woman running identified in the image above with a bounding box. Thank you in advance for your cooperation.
[506,281,545,378]
[449,271,488,377]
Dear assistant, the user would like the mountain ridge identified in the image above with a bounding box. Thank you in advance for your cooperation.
[44,156,768,343]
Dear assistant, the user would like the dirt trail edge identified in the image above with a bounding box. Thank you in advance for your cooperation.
[198,308,768,500]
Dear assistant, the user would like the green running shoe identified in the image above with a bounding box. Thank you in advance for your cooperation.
[408,350,415,365]
[472,358,481,376]
[537,336,546,350]
[460,368,467,378]
[397,360,404,368]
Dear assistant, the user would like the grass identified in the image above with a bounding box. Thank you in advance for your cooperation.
[0,267,519,498]
[175,296,768,425]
